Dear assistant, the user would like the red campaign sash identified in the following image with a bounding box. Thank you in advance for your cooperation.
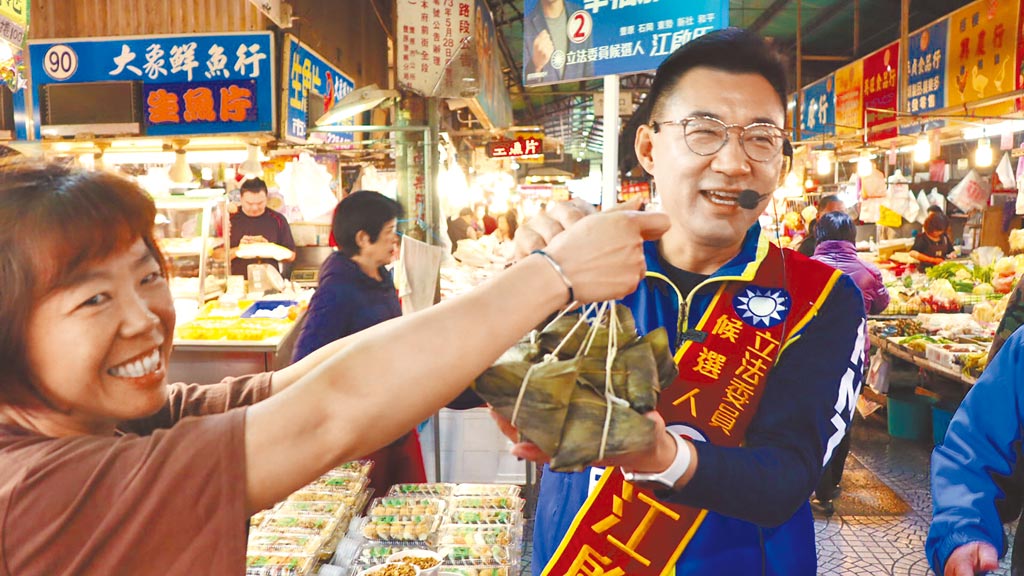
[542,245,842,576]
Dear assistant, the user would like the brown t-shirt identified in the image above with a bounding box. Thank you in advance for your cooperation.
[0,373,273,576]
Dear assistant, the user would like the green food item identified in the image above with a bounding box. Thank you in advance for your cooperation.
[475,306,662,473]
[973,265,994,284]
[474,359,578,455]
[550,384,656,472]
[927,262,968,280]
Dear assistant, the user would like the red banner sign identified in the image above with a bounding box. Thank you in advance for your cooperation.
[487,136,543,158]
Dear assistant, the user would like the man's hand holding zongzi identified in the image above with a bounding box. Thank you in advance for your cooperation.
[490,408,698,491]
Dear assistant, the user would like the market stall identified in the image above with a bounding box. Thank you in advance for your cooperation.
[246,464,526,576]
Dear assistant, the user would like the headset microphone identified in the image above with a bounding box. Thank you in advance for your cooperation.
[737,189,770,210]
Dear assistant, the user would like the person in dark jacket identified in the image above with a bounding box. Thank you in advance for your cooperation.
[809,211,890,515]
[293,191,426,494]
[797,194,845,257]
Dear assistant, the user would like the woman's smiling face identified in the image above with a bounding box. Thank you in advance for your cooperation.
[23,238,175,433]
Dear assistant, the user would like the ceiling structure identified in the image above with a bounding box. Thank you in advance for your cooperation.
[481,0,973,160]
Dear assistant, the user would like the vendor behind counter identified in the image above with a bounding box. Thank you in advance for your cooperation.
[910,211,955,271]
[230,178,296,277]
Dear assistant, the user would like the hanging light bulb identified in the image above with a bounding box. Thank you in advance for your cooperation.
[914,132,930,164]
[784,171,799,189]
[857,154,873,178]
[975,136,993,168]
[168,148,193,184]
[239,143,263,177]
[816,151,832,176]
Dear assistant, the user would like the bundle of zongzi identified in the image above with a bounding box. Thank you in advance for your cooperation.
[473,305,681,472]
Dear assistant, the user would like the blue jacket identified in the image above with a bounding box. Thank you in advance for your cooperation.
[533,226,866,576]
[927,329,1024,574]
[293,252,401,363]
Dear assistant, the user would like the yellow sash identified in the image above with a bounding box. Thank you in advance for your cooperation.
[542,247,841,576]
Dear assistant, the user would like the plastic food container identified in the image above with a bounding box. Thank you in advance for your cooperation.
[387,483,455,497]
[361,514,442,543]
[437,566,510,576]
[448,496,522,511]
[452,484,520,499]
[438,525,518,547]
[447,509,519,525]
[387,549,445,575]
[440,545,514,566]
[357,562,422,576]
[369,496,447,516]
[245,552,318,576]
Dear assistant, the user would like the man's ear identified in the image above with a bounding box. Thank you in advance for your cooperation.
[635,123,656,176]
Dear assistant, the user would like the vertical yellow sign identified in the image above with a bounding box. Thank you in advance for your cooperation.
[834,60,863,136]
[947,0,1019,116]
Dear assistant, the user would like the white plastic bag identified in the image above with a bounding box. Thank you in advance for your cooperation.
[916,190,930,224]
[948,169,991,213]
[866,349,891,395]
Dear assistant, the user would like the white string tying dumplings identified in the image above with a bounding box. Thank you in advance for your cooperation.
[509,300,627,464]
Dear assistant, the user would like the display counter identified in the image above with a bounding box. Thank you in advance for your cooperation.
[868,332,978,388]
[169,305,307,384]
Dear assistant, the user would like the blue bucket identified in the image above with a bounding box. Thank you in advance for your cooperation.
[887,393,933,442]
[932,404,957,445]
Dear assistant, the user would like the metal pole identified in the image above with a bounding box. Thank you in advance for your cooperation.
[899,0,910,118]
[427,98,440,246]
[602,75,620,209]
[794,0,803,141]
[853,0,860,56]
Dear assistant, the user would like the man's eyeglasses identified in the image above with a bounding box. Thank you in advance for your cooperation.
[650,116,788,163]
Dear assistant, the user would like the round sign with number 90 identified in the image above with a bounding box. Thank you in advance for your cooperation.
[43,45,78,81]
[568,10,592,44]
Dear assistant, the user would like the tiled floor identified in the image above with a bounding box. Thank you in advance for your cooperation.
[519,414,1019,575]
[815,414,1015,575]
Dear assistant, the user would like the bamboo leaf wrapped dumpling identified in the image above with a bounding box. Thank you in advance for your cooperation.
[550,385,656,472]
[473,359,578,456]
[636,327,678,390]
[576,342,660,414]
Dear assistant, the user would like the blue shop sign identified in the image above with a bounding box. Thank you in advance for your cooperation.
[282,34,355,143]
[800,74,835,137]
[522,0,728,86]
[900,18,947,134]
[27,32,274,137]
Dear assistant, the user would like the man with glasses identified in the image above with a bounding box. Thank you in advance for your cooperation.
[513,28,865,576]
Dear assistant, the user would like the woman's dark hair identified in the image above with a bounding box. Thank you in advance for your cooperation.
[621,27,789,173]
[924,211,949,234]
[816,210,858,243]
[0,158,166,405]
[499,211,518,240]
[333,190,403,256]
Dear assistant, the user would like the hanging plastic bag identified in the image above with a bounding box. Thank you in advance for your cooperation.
[928,187,946,212]
[948,169,991,213]
[878,205,903,228]
[916,190,931,224]
[866,349,891,395]
[997,152,1016,189]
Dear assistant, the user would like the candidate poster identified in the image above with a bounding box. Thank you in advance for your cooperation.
[522,0,728,86]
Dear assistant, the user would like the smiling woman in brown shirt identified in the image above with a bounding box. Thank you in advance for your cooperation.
[0,159,671,575]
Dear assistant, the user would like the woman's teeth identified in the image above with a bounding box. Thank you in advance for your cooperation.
[108,349,161,378]
[705,190,740,206]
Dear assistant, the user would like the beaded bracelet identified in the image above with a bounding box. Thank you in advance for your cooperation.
[531,249,575,304]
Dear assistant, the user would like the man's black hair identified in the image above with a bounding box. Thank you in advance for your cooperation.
[819,194,843,209]
[620,27,789,173]
[816,210,857,244]
[333,190,403,256]
[240,177,268,195]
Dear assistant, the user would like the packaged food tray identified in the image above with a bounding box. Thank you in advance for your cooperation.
[387,483,455,497]
[369,496,446,516]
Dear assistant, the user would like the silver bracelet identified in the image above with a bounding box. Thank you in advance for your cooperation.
[531,249,575,304]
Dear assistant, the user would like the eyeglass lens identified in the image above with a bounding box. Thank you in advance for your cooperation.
[682,117,783,161]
